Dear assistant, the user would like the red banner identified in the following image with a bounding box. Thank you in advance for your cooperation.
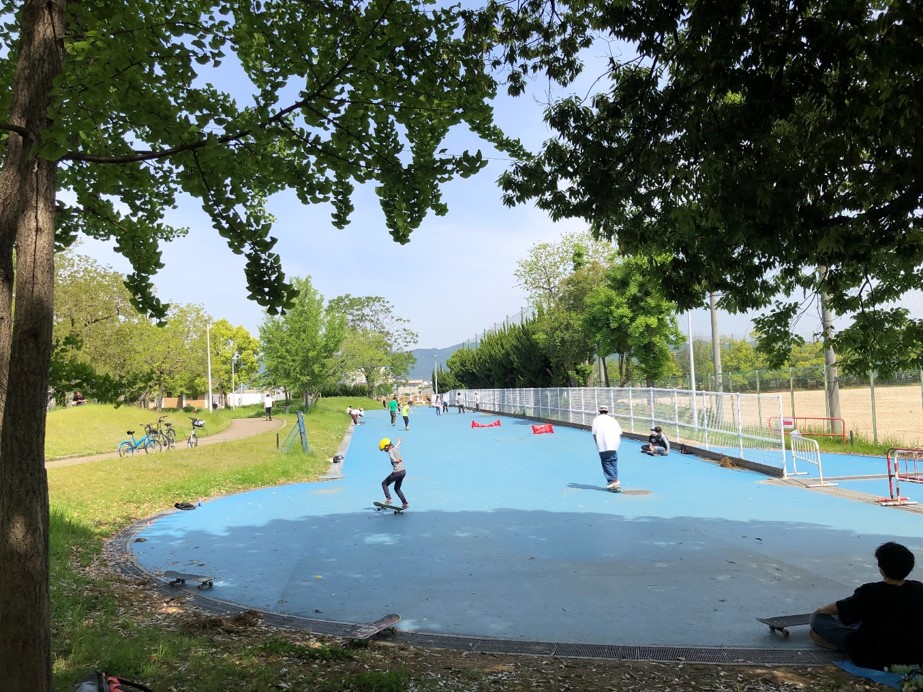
[472,419,501,428]
[531,423,554,434]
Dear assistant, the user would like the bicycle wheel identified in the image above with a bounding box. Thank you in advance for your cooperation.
[144,438,163,453]
[187,433,198,448]
[118,441,134,457]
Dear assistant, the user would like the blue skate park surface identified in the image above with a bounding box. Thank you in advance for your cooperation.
[124,407,923,663]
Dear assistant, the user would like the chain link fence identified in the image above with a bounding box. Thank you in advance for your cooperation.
[450,387,788,476]
[635,367,923,447]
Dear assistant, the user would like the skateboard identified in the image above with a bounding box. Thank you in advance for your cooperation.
[756,613,812,637]
[344,613,400,640]
[164,570,215,590]
[374,501,406,514]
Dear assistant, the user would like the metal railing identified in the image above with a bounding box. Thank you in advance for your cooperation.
[451,387,787,475]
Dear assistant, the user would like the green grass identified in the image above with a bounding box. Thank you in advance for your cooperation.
[47,396,392,691]
[44,403,240,459]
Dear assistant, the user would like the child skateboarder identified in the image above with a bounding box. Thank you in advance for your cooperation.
[378,437,409,509]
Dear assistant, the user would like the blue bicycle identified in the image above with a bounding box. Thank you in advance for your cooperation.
[117,427,163,457]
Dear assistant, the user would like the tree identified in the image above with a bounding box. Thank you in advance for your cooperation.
[327,295,418,396]
[584,257,682,386]
[260,277,345,406]
[0,2,507,684]
[482,0,923,375]
[514,229,614,306]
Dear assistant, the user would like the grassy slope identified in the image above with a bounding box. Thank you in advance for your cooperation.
[44,403,241,459]
[47,396,389,690]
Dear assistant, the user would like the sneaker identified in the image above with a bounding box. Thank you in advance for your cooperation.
[384,498,393,505]
[401,503,410,509]
[608,482,621,492]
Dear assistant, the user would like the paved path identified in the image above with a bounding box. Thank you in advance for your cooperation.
[46,417,286,469]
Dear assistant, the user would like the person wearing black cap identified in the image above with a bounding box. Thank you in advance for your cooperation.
[591,404,623,492]
[641,426,670,456]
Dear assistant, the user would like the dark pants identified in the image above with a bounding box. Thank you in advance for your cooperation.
[390,410,397,425]
[265,406,272,420]
[382,470,407,504]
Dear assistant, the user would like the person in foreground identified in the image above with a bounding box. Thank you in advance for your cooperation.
[810,541,923,670]
[591,404,622,492]
[378,437,409,509]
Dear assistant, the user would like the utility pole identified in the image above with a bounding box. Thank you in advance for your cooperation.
[709,292,723,392]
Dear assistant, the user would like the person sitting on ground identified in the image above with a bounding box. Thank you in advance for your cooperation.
[72,391,86,406]
[810,541,923,670]
[641,426,670,456]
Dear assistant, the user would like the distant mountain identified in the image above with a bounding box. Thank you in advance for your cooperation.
[407,344,463,381]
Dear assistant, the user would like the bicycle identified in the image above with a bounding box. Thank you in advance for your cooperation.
[187,416,205,448]
[150,415,176,449]
[117,427,163,457]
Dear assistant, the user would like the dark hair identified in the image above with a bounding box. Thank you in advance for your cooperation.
[875,541,915,580]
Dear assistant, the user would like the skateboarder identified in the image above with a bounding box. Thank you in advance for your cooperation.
[641,426,670,456]
[378,437,409,509]
[809,541,923,669]
[591,404,622,491]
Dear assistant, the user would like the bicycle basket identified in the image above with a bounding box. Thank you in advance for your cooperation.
[192,419,205,427]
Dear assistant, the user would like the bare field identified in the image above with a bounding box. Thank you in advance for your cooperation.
[773,384,923,447]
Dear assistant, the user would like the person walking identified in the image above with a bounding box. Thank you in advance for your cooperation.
[591,404,623,492]
[263,392,274,421]
[388,395,399,426]
[456,391,465,413]
[378,437,409,509]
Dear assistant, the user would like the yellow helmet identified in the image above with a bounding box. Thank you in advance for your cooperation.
[378,437,391,451]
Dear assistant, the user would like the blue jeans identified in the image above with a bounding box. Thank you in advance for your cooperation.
[810,612,858,653]
[599,450,619,484]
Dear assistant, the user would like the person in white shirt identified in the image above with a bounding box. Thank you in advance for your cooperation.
[591,404,623,492]
[263,392,273,421]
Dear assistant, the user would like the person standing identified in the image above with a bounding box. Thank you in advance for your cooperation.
[591,404,623,492]
[388,395,399,426]
[401,399,412,430]
[378,437,409,509]
[474,391,480,412]
[641,426,670,456]
[456,391,465,413]
[263,391,273,421]
[810,541,923,670]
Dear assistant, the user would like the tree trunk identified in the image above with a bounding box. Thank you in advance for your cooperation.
[0,1,65,689]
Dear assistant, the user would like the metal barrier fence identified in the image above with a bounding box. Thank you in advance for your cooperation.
[451,387,788,476]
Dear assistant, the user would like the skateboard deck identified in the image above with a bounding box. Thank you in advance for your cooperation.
[164,570,215,590]
[345,613,400,640]
[757,613,812,637]
[374,501,406,514]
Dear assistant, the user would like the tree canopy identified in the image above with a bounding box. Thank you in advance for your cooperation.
[479,0,923,375]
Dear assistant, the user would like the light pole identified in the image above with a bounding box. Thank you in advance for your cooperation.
[231,352,239,409]
[434,354,438,397]
[206,320,213,412]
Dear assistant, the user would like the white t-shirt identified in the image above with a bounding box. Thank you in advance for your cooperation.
[591,414,622,452]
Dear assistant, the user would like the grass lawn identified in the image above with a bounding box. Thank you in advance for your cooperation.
[44,403,243,459]
[47,396,403,690]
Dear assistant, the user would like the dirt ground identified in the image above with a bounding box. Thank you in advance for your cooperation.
[781,385,923,447]
[103,565,883,692]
